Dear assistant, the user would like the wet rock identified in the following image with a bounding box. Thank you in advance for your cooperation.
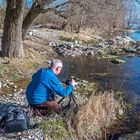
[94,72,111,77]
[122,47,137,53]
[111,59,126,64]
[115,36,135,45]
[127,53,135,58]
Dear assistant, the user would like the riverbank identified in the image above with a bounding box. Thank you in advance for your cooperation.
[0,28,139,139]
[0,28,136,93]
[0,78,128,140]
[26,28,140,58]
[50,36,138,58]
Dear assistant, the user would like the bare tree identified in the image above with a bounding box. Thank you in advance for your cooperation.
[125,0,139,29]
[1,0,73,58]
[60,0,125,35]
[22,0,54,39]
[1,0,126,58]
[2,0,24,58]
[22,0,82,39]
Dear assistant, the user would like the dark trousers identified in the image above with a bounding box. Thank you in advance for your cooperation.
[30,100,61,116]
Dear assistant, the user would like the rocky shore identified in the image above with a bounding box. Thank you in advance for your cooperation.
[0,78,127,140]
[49,36,140,57]
[0,78,96,140]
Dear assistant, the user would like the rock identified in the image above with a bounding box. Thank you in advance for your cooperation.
[95,72,111,77]
[51,36,136,57]
[49,42,56,47]
[28,31,33,36]
[14,85,18,89]
[6,79,9,83]
[122,47,136,53]
[124,36,135,43]
[96,42,106,48]
[9,82,14,85]
[118,109,124,115]
[135,46,140,50]
[115,36,135,45]
[74,40,78,44]
[111,59,126,64]
[127,53,135,58]
[47,61,51,65]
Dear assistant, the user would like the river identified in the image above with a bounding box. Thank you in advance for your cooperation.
[59,32,140,105]
[127,31,140,41]
[57,32,140,138]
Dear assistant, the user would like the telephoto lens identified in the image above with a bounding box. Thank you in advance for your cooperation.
[65,79,71,86]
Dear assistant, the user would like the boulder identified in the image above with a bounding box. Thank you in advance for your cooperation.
[115,36,135,45]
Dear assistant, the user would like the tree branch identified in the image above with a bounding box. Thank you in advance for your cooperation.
[43,0,89,13]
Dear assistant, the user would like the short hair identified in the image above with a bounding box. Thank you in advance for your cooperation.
[50,59,63,68]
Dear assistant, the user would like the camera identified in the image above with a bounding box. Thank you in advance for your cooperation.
[65,76,75,86]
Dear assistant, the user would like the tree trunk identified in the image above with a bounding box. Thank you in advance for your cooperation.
[22,2,41,40]
[22,0,53,40]
[1,0,24,58]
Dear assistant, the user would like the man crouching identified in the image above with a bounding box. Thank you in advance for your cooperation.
[26,59,75,115]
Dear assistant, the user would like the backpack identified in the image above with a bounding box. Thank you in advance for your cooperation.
[0,103,30,133]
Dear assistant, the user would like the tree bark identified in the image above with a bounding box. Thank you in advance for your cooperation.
[1,0,24,58]
[22,2,41,40]
[22,0,54,40]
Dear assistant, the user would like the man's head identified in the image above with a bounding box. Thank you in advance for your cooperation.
[50,59,63,75]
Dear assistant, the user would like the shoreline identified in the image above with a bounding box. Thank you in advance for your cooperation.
[0,28,140,139]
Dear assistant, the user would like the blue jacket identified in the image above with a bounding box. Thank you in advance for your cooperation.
[26,68,74,105]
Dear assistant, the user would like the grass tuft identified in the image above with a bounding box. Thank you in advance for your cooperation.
[40,118,69,139]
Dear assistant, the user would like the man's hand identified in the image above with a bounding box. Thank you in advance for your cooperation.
[70,79,76,87]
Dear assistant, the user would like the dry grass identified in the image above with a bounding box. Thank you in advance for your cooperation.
[75,91,122,140]
[0,35,56,95]
[0,35,56,81]
[60,28,102,44]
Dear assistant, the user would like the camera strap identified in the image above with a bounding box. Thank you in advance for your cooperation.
[58,93,78,110]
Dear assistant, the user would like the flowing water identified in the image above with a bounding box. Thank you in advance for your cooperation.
[58,31,140,105]
[59,55,140,104]
[126,31,140,41]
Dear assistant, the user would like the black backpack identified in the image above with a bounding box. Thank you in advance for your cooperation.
[0,103,30,133]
